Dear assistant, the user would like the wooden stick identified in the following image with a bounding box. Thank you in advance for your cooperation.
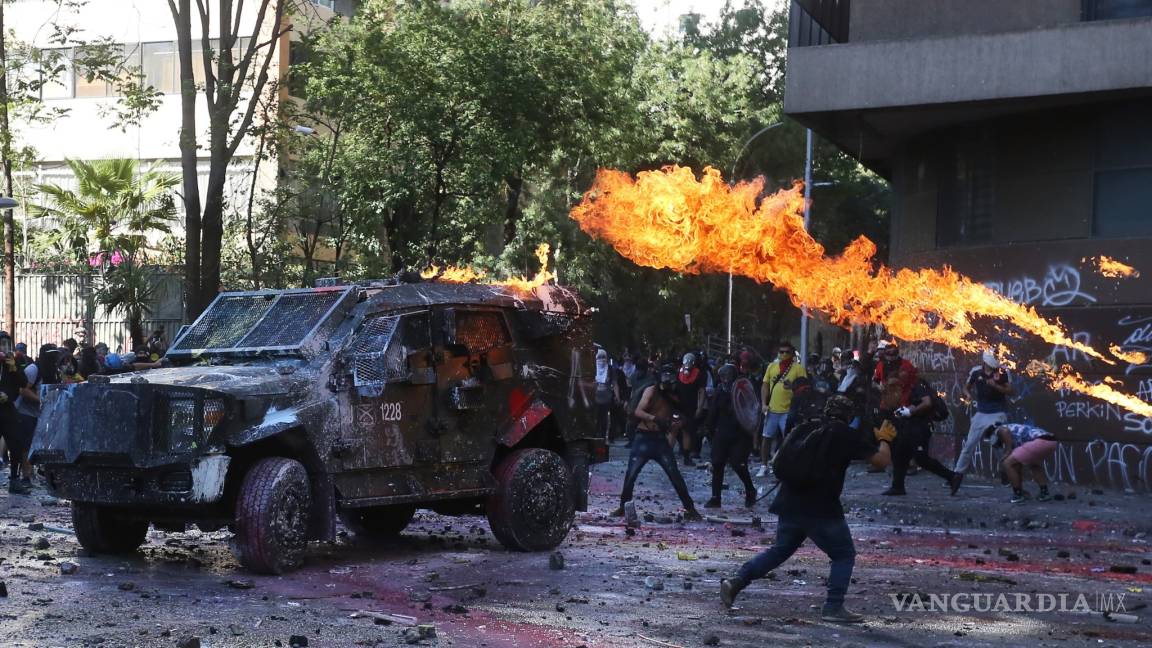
[349,610,418,626]
[428,582,482,592]
[635,634,686,648]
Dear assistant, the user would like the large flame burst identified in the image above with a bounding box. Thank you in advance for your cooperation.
[421,243,555,293]
[570,165,1152,417]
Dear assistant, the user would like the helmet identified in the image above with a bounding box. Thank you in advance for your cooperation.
[823,394,855,423]
[717,363,737,386]
[682,352,696,368]
[659,363,677,385]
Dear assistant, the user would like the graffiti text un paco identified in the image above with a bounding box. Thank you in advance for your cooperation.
[1056,400,1152,435]
[983,264,1096,307]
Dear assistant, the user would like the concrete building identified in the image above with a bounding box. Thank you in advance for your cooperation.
[6,0,355,264]
[784,0,1152,490]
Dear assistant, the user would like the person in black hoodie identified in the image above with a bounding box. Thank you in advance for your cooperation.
[704,363,756,509]
[720,395,895,623]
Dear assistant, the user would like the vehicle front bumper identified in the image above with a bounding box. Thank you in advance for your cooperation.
[41,455,231,507]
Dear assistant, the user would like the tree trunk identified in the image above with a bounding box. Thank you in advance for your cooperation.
[0,5,15,338]
[502,170,523,246]
[197,148,229,313]
[170,0,203,322]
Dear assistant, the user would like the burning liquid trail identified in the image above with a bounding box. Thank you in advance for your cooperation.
[1091,255,1140,279]
[421,243,555,293]
[570,165,1152,417]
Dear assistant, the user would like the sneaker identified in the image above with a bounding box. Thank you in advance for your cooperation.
[1010,491,1030,504]
[683,508,703,522]
[821,605,865,623]
[704,497,722,509]
[1036,491,1051,502]
[744,494,757,509]
[949,472,964,496]
[755,466,768,478]
[7,480,32,495]
[720,577,746,608]
[609,505,625,517]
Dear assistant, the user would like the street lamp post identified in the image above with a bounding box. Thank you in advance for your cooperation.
[799,129,813,366]
[726,121,783,355]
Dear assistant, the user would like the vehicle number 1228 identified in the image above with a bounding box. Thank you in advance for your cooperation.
[379,402,403,422]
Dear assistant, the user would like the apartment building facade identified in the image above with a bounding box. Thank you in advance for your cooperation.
[784,0,1152,490]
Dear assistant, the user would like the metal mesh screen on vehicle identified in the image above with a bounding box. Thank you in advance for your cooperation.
[170,290,347,353]
[353,316,399,392]
[456,311,509,353]
[173,295,275,350]
[237,291,346,348]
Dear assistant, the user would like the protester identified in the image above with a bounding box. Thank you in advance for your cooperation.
[623,357,653,447]
[612,364,702,521]
[77,346,102,379]
[676,353,707,466]
[610,354,629,441]
[61,338,78,355]
[758,341,806,476]
[954,350,1014,476]
[0,350,31,494]
[873,340,917,407]
[594,349,618,440]
[835,353,867,429]
[984,423,1058,503]
[58,353,84,384]
[12,344,51,492]
[704,363,756,509]
[885,378,964,496]
[12,342,30,370]
[720,395,895,622]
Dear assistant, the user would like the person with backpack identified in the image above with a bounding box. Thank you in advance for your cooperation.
[703,363,756,509]
[719,395,895,622]
[885,378,964,496]
[953,350,1014,476]
[611,364,703,521]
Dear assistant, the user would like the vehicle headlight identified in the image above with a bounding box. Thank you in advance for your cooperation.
[203,399,226,429]
[168,400,198,452]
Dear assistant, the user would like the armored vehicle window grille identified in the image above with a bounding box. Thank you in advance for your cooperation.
[175,295,274,350]
[352,316,400,391]
[456,311,510,354]
[237,291,346,348]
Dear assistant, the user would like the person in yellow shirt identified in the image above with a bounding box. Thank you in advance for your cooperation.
[757,341,807,476]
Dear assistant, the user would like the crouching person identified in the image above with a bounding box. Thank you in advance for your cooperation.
[983,423,1058,503]
[719,395,894,623]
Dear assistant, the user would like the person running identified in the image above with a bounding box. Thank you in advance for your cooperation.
[612,364,702,521]
[758,342,806,476]
[0,350,30,494]
[984,423,1058,503]
[954,350,1013,476]
[885,378,964,496]
[719,395,895,622]
[704,363,756,509]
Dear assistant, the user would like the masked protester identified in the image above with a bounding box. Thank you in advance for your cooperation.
[623,358,652,447]
[676,353,707,466]
[594,349,618,440]
[720,395,895,623]
[758,342,807,476]
[612,364,702,521]
[954,350,1014,476]
[0,351,31,494]
[58,354,84,384]
[873,341,918,408]
[885,378,964,496]
[704,363,756,509]
[12,345,51,492]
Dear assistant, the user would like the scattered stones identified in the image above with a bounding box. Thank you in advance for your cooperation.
[549,551,565,570]
[59,561,79,575]
[703,634,721,646]
[1056,550,1071,559]
[441,603,468,614]
[33,537,50,550]
[227,579,255,589]
[1109,565,1138,574]
[28,522,44,531]
[408,591,431,603]
[644,576,664,591]
[118,582,136,592]
[401,625,437,645]
[288,635,309,647]
[175,636,201,648]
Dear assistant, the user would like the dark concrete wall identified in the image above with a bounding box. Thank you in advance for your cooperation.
[849,0,1081,42]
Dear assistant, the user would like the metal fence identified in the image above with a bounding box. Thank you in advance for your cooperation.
[0,272,184,354]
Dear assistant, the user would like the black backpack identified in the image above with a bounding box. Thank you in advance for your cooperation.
[921,379,950,422]
[771,419,837,488]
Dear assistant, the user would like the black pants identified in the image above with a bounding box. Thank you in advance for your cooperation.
[620,431,695,510]
[891,419,955,490]
[710,431,754,500]
[0,409,32,478]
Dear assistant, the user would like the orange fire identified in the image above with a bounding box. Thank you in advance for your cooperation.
[421,243,554,293]
[570,165,1151,413]
[1027,361,1152,418]
[1092,255,1140,279]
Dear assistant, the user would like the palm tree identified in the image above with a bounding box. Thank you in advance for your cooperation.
[30,158,179,262]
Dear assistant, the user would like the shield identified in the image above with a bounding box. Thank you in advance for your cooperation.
[731,378,761,433]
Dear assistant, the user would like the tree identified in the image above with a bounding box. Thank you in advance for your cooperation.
[30,158,179,263]
[166,0,296,318]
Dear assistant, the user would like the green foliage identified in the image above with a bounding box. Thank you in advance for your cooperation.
[94,261,155,347]
[29,158,179,262]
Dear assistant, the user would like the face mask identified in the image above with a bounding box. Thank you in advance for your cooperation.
[778,351,793,361]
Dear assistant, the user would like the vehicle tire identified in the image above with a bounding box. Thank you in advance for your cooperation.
[487,448,575,551]
[233,457,312,574]
[339,505,416,541]
[71,503,149,554]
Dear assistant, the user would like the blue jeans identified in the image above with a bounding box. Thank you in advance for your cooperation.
[736,514,857,608]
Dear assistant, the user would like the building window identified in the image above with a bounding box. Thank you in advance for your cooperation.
[38,48,73,99]
[1092,102,1152,237]
[936,136,996,248]
[143,41,179,94]
[1082,0,1152,20]
[788,0,850,47]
